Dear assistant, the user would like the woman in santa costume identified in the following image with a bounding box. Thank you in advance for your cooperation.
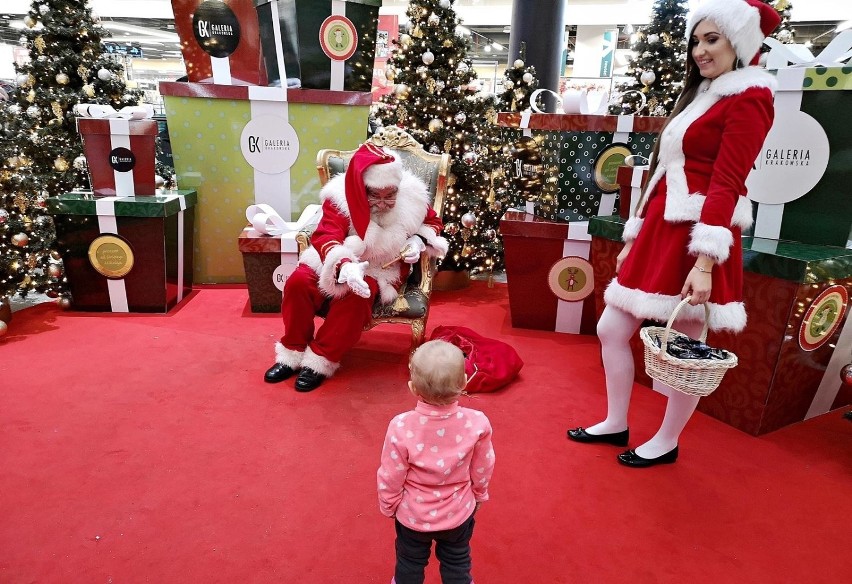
[568,0,781,467]
[264,143,448,392]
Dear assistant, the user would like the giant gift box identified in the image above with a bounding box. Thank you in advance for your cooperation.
[589,215,852,435]
[255,0,381,91]
[748,35,852,247]
[78,118,159,197]
[47,191,197,313]
[171,0,267,85]
[496,112,665,222]
[160,82,370,284]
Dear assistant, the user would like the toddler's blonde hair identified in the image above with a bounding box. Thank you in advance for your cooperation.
[409,340,466,404]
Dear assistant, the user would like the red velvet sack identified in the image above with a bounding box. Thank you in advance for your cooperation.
[429,325,523,393]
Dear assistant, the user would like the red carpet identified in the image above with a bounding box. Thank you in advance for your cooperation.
[1,282,849,583]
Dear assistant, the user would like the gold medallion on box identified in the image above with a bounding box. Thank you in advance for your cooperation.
[88,235,134,279]
[547,256,594,302]
[593,143,631,193]
[799,285,848,351]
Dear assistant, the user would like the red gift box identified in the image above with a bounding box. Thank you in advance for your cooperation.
[171,0,267,86]
[78,118,158,197]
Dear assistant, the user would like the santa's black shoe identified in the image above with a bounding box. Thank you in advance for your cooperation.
[295,368,326,392]
[264,363,297,383]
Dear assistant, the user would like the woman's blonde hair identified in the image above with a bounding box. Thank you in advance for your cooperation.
[409,340,466,404]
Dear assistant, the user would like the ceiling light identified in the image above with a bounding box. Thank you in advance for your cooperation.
[491,42,504,50]
[484,45,491,52]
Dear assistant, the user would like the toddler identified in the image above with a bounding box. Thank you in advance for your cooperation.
[377,340,495,584]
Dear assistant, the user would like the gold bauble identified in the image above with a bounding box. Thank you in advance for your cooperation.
[461,244,474,257]
[399,34,412,47]
[78,65,90,79]
[26,89,36,103]
[82,84,95,98]
[54,157,69,172]
[34,35,46,54]
[443,39,453,48]
[394,83,410,99]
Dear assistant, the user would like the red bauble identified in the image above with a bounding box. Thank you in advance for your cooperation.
[841,363,852,387]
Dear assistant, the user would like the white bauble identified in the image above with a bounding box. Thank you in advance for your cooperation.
[428,13,440,26]
[503,79,514,90]
[522,72,533,84]
[55,73,69,85]
[26,105,40,118]
[97,68,112,81]
[461,212,476,228]
[456,62,469,72]
[439,0,451,8]
[16,73,30,87]
[73,155,87,170]
[513,59,524,68]
[640,70,656,86]
[422,50,435,65]
[647,33,660,44]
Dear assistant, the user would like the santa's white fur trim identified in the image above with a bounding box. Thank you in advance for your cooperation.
[274,342,303,369]
[363,156,403,188]
[688,222,734,264]
[302,347,340,378]
[416,226,449,257]
[604,279,746,333]
[688,0,764,66]
[623,217,645,242]
[317,243,360,299]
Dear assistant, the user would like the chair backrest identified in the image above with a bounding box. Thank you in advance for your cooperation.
[316,127,449,216]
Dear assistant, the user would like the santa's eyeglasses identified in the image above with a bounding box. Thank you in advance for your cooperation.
[366,186,398,204]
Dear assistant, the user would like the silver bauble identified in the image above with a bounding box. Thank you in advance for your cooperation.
[444,222,459,236]
[647,33,660,44]
[55,73,70,85]
[522,72,533,84]
[461,213,476,228]
[73,155,87,170]
[513,59,524,68]
[16,73,30,87]
[39,5,49,15]
[454,112,466,124]
[439,0,451,8]
[26,105,40,118]
[456,62,469,72]
[422,50,435,65]
[155,175,166,188]
[0,208,9,224]
[428,13,440,26]
[97,68,112,81]
[640,70,656,86]
[462,151,478,165]
[503,79,514,91]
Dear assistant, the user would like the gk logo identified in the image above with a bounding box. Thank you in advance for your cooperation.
[248,136,260,153]
[197,20,210,38]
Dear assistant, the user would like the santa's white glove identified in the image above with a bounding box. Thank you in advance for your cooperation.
[401,236,426,264]
[337,260,371,298]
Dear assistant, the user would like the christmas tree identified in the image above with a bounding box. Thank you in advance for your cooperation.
[376,0,505,275]
[0,0,141,309]
[610,0,689,117]
[498,50,539,113]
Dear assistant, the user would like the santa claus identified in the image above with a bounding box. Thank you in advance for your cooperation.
[264,143,448,391]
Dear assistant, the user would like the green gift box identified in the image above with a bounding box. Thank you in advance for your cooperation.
[747,65,852,248]
[47,191,197,313]
[496,113,665,223]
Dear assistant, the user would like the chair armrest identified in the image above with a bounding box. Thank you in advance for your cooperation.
[296,224,317,255]
[416,254,438,298]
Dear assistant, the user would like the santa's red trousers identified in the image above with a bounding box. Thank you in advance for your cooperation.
[279,264,378,364]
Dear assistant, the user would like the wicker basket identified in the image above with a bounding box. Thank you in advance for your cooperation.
[639,297,738,397]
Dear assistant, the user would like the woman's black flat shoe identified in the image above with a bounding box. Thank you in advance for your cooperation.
[567,427,629,447]
[617,447,679,468]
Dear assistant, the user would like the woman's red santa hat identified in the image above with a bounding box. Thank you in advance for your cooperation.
[688,0,782,66]
[344,143,403,238]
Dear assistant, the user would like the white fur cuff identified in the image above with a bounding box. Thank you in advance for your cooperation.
[318,244,358,299]
[688,223,733,264]
[302,347,340,378]
[622,217,644,243]
[417,226,449,257]
[275,342,303,368]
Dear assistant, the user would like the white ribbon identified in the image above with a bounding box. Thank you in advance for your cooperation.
[74,103,155,120]
[764,30,852,69]
[529,88,619,115]
[246,203,322,236]
[95,196,129,313]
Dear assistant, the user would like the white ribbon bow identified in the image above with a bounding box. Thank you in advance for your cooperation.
[73,103,155,120]
[764,29,852,69]
[529,88,647,116]
[246,203,321,236]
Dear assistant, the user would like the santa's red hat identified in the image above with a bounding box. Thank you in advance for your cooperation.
[688,0,782,66]
[344,143,403,238]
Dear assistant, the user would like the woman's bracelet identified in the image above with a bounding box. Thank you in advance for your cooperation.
[692,265,711,273]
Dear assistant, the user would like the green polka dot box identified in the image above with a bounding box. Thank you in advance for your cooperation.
[750,65,852,248]
[496,112,666,224]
